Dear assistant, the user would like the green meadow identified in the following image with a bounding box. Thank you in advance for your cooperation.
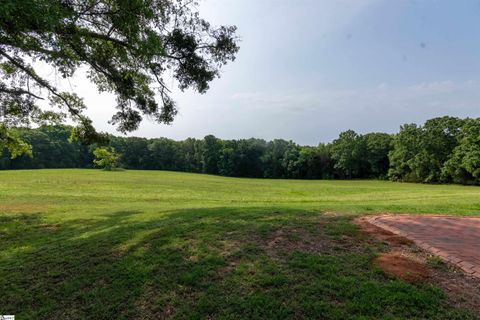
[1,169,480,319]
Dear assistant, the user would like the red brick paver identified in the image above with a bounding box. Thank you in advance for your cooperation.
[366,215,480,278]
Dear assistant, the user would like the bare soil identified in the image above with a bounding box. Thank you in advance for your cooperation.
[356,216,480,316]
[373,251,429,283]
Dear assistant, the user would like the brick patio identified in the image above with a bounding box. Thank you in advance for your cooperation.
[366,215,480,278]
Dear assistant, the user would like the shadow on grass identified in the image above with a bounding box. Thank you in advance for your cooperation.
[0,208,475,319]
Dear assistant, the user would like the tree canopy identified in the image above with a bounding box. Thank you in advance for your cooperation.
[442,118,480,184]
[388,116,466,183]
[0,0,239,153]
[2,116,480,185]
[93,146,119,170]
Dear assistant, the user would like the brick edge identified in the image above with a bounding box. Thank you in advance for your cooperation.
[365,215,480,279]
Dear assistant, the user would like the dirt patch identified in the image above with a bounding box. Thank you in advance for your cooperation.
[358,216,480,315]
[217,226,331,275]
[261,227,335,258]
[430,270,480,316]
[374,251,429,283]
[257,222,373,260]
[355,217,413,247]
[265,228,327,253]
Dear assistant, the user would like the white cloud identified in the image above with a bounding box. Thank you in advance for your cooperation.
[213,80,480,144]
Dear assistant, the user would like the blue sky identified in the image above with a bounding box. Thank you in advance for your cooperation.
[80,0,480,145]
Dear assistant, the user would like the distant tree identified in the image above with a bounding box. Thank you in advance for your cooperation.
[235,139,266,177]
[388,124,422,181]
[110,136,150,169]
[330,130,369,178]
[218,141,237,176]
[148,138,180,171]
[202,135,222,174]
[294,146,315,179]
[442,118,480,184]
[389,117,464,182]
[180,138,203,173]
[0,0,239,154]
[93,147,119,171]
[296,144,334,179]
[282,143,301,178]
[1,125,90,169]
[420,116,464,182]
[364,133,393,178]
[3,116,479,186]
[262,139,292,178]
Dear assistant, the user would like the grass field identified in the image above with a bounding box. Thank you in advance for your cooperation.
[1,169,480,319]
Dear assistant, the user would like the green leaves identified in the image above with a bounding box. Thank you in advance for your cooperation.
[442,118,480,184]
[331,130,369,178]
[69,118,109,146]
[0,0,239,154]
[93,146,119,170]
[388,117,466,183]
[0,124,32,158]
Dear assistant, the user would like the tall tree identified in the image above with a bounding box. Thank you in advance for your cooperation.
[388,124,422,181]
[281,142,301,178]
[419,116,464,182]
[388,117,464,182]
[218,140,237,177]
[364,133,393,178]
[202,135,221,174]
[180,138,203,173]
[296,144,334,179]
[330,130,369,178]
[262,139,292,178]
[234,138,266,177]
[0,0,239,153]
[442,118,480,184]
[148,137,180,170]
[109,136,151,169]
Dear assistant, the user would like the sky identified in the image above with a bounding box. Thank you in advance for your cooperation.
[72,0,480,145]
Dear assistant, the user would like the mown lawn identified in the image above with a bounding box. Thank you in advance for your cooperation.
[1,169,479,319]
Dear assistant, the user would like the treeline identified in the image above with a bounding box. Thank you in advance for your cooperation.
[1,116,480,184]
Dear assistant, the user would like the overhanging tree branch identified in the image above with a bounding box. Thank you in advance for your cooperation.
[0,0,239,152]
[0,48,81,117]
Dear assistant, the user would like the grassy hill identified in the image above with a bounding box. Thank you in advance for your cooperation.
[1,169,479,319]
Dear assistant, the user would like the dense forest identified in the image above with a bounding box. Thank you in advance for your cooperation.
[1,116,479,185]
